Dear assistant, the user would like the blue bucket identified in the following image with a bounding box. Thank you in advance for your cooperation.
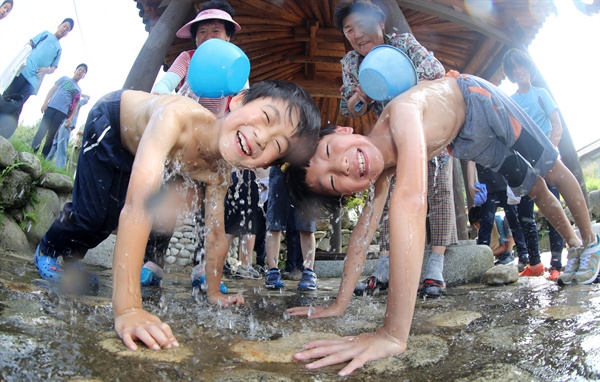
[358,45,418,102]
[188,39,250,98]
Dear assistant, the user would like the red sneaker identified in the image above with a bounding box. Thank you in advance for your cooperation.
[519,263,544,277]
[547,269,561,282]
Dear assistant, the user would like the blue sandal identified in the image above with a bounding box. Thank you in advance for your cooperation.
[34,245,99,292]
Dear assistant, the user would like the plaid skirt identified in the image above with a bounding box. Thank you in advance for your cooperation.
[379,155,458,251]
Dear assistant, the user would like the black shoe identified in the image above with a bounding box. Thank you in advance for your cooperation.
[354,276,388,296]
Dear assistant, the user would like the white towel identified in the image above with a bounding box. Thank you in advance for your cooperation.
[0,44,32,94]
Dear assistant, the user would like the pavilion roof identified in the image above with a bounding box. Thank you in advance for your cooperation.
[134,0,556,134]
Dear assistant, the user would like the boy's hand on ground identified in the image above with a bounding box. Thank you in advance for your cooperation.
[207,291,245,307]
[286,303,345,319]
[293,329,406,376]
[114,308,178,351]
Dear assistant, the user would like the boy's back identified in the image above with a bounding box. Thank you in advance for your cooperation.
[119,90,222,182]
[372,76,466,160]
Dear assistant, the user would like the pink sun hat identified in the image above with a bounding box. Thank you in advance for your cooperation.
[176,9,241,38]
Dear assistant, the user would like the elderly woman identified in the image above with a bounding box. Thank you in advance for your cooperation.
[333,0,456,299]
[151,0,260,290]
[152,0,241,116]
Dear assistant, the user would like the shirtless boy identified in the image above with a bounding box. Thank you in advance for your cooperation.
[33,80,321,351]
[285,71,599,376]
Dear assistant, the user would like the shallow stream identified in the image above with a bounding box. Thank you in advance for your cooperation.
[1,249,599,381]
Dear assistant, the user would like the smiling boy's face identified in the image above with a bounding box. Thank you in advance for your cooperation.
[218,95,299,168]
[305,128,385,196]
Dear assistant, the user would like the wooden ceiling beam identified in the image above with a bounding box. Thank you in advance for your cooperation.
[285,55,342,64]
[398,0,527,49]
[462,36,503,76]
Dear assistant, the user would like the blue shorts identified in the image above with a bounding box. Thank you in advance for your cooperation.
[266,166,316,232]
[447,72,558,196]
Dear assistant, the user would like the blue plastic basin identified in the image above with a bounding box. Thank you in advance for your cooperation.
[358,45,418,102]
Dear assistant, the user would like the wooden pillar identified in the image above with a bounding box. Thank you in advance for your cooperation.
[330,206,342,253]
[123,0,193,91]
[452,159,469,240]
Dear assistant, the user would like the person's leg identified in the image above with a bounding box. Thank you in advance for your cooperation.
[542,160,593,247]
[37,94,130,287]
[503,203,529,270]
[54,124,71,169]
[46,131,59,161]
[284,211,304,275]
[545,183,565,276]
[41,109,67,157]
[239,234,257,267]
[264,166,287,289]
[254,205,267,269]
[299,231,316,271]
[541,161,600,284]
[355,177,394,294]
[296,207,317,290]
[516,196,543,276]
[421,156,457,297]
[476,191,499,247]
[266,230,282,270]
[31,111,53,153]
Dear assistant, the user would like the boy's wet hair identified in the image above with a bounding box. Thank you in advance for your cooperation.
[333,0,385,33]
[193,0,237,38]
[76,63,88,73]
[468,206,481,226]
[241,80,321,166]
[284,125,342,220]
[502,49,537,83]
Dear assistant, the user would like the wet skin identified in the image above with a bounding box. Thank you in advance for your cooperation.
[113,90,301,352]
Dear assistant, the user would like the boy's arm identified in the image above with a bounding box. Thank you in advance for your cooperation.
[203,181,245,306]
[287,170,391,318]
[41,83,59,113]
[113,107,182,351]
[466,161,478,200]
[547,110,563,147]
[294,102,428,376]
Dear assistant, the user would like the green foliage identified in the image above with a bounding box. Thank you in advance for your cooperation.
[9,122,38,147]
[8,123,75,178]
[583,162,599,192]
[342,190,369,217]
[18,209,37,231]
[0,160,27,188]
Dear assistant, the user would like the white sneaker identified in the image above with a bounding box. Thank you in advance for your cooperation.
[235,265,261,279]
[574,234,600,285]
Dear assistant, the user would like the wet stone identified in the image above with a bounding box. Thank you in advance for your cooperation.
[98,335,192,363]
[230,331,339,363]
[0,333,40,362]
[534,305,587,320]
[366,334,448,374]
[482,264,519,285]
[2,299,67,328]
[478,325,529,351]
[427,310,481,328]
[404,334,449,367]
[212,369,293,382]
[456,363,537,382]
[0,277,40,293]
